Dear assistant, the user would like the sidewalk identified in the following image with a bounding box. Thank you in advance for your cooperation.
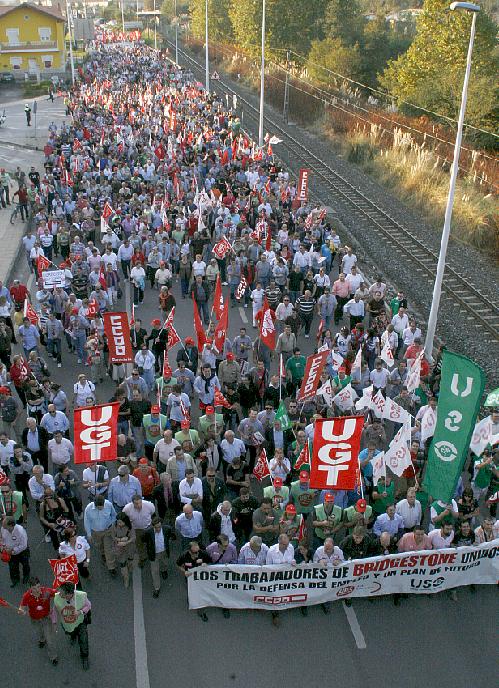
[0,94,67,283]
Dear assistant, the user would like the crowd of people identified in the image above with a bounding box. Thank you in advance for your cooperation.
[0,42,497,669]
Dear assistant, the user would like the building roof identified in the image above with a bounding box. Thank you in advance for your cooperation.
[0,3,65,21]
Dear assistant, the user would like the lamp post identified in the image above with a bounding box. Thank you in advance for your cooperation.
[424,2,480,360]
[66,0,75,86]
[174,0,178,64]
[258,0,266,148]
[205,0,209,93]
[121,0,125,33]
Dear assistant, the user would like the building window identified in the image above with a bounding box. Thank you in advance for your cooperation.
[6,28,20,46]
[39,27,52,41]
[42,55,53,68]
[10,57,22,70]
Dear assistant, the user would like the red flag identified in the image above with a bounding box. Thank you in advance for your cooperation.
[253,448,270,481]
[213,275,224,320]
[155,143,166,160]
[37,255,51,273]
[265,227,272,252]
[193,299,207,352]
[214,299,228,354]
[0,597,10,608]
[316,319,324,343]
[162,349,172,378]
[235,276,247,301]
[23,299,39,326]
[297,349,330,402]
[297,515,306,542]
[99,265,107,291]
[86,299,98,318]
[166,323,180,348]
[214,388,231,409]
[102,201,114,220]
[103,312,133,363]
[49,555,79,587]
[293,441,310,471]
[310,416,364,490]
[259,297,276,349]
[212,236,233,260]
[73,402,120,464]
[0,468,9,486]
[297,168,310,202]
[73,138,83,151]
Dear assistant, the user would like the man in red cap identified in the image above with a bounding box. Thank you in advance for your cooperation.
[133,458,160,499]
[343,498,373,532]
[312,492,344,549]
[289,470,317,545]
[142,405,168,461]
[217,352,241,392]
[174,419,201,452]
[279,503,301,544]
[263,476,289,516]
[198,404,223,439]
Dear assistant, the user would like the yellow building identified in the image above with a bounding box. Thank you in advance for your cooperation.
[0,2,66,77]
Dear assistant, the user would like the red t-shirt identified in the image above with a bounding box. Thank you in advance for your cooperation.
[21,587,55,620]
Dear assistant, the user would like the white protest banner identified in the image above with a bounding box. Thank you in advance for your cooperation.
[332,383,358,411]
[188,540,499,610]
[42,269,65,289]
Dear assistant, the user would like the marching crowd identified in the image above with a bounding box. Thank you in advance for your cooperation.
[0,43,497,670]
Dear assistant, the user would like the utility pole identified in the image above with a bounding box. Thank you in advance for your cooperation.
[205,0,209,93]
[283,50,290,124]
[258,0,266,147]
[66,0,75,86]
[153,0,157,50]
[121,0,125,33]
[174,0,178,64]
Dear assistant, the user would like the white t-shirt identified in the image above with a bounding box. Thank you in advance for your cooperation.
[427,528,454,549]
[73,380,95,407]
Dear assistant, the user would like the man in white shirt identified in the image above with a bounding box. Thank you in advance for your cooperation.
[123,495,155,566]
[0,434,16,468]
[179,469,203,507]
[0,517,29,586]
[153,430,180,471]
[428,523,454,549]
[369,359,390,391]
[268,449,291,482]
[396,488,422,530]
[82,463,109,498]
[313,537,344,566]
[343,294,365,329]
[346,265,363,295]
[341,247,357,275]
[266,533,296,565]
[373,504,404,538]
[192,254,206,278]
[28,466,55,504]
[48,431,74,468]
[292,245,310,274]
[220,431,246,470]
[238,536,269,565]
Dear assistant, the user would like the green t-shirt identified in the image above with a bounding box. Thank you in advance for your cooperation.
[143,413,168,445]
[313,503,343,540]
[263,485,289,516]
[390,297,401,316]
[343,504,373,531]
[175,429,200,448]
[333,375,351,390]
[372,481,395,515]
[0,491,23,522]
[199,413,224,436]
[473,458,493,489]
[286,356,306,383]
[290,481,317,514]
[54,590,87,632]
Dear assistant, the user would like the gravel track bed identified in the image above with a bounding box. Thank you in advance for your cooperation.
[179,48,499,388]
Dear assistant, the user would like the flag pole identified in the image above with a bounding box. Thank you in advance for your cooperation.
[357,453,365,500]
[279,353,283,402]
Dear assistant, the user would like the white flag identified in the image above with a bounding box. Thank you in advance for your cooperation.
[269,136,282,145]
[352,347,362,374]
[383,397,411,425]
[100,215,109,235]
[370,389,386,418]
[381,339,395,368]
[420,406,437,443]
[317,379,334,406]
[370,451,386,483]
[317,343,329,353]
[355,385,373,411]
[406,351,424,392]
[331,351,344,370]
[332,383,358,411]
[469,416,499,456]
[384,424,413,477]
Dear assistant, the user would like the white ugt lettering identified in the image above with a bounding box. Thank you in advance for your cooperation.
[80,406,113,461]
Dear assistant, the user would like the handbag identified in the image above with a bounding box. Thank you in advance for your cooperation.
[0,547,11,563]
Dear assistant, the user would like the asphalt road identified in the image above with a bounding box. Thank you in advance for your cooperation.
[0,220,497,688]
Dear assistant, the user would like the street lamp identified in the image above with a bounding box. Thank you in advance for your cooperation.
[258,0,266,148]
[65,0,75,85]
[205,0,209,93]
[174,0,178,64]
[424,2,480,360]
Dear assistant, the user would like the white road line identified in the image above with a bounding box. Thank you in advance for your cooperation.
[27,273,34,291]
[133,567,151,688]
[342,601,367,649]
[238,306,248,323]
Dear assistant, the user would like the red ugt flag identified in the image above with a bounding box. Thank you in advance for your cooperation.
[193,299,207,353]
[310,416,364,490]
[214,388,231,408]
[253,448,270,482]
[73,402,120,464]
[214,299,228,354]
[259,297,276,349]
[49,555,79,587]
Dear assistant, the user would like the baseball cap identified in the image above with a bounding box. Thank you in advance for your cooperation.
[151,318,161,326]
[299,470,310,482]
[285,503,297,514]
[185,337,195,345]
[226,352,234,361]
[138,458,148,465]
[273,477,283,487]
[324,493,335,503]
[0,387,10,395]
[356,498,367,513]
[151,405,160,414]
[205,406,214,415]
[181,420,190,429]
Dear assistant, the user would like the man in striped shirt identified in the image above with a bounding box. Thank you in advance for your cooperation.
[296,290,315,338]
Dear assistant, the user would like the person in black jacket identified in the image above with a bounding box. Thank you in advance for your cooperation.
[176,338,198,374]
[340,525,380,607]
[208,500,237,544]
[201,469,226,522]
[265,421,293,458]
[22,417,49,472]
[144,516,173,598]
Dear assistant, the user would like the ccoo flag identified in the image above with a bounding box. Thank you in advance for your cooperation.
[423,350,485,503]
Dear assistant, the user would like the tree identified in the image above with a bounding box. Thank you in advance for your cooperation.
[361,14,412,87]
[190,0,234,43]
[307,37,363,85]
[324,0,366,47]
[380,0,498,128]
[161,0,189,21]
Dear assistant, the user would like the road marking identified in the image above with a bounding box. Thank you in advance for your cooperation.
[342,601,366,649]
[133,567,151,688]
[27,273,34,291]
[238,306,248,323]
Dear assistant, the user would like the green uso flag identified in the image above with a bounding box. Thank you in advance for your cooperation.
[275,401,292,431]
[423,350,485,502]
[484,387,499,408]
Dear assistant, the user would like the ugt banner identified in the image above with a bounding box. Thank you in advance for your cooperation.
[423,350,485,502]
[188,540,499,610]
[310,416,363,490]
[74,403,120,464]
[103,312,133,363]
[297,349,329,402]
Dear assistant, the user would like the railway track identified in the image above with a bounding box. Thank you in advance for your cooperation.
[168,41,499,344]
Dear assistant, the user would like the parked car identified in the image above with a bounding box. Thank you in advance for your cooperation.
[0,72,15,82]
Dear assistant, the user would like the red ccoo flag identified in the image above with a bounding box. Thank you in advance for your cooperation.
[102,201,114,220]
[49,554,79,587]
[259,297,276,349]
[37,254,51,273]
[213,299,228,354]
[253,448,270,482]
[212,236,233,260]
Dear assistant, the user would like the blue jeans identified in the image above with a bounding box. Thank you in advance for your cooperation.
[289,291,299,305]
[198,301,209,324]
[142,368,155,390]
[132,426,145,457]
[47,337,62,364]
[117,419,129,436]
[74,331,86,361]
